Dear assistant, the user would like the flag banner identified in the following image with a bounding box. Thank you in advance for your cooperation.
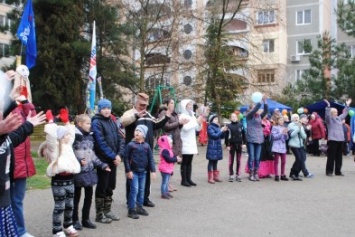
[88,21,97,111]
[16,0,37,68]
[97,76,103,100]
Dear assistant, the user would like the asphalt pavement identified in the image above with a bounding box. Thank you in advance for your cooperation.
[24,145,355,237]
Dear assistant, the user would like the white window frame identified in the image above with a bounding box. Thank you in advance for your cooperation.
[262,39,274,53]
[296,39,311,55]
[295,70,304,81]
[296,9,312,25]
[256,10,276,25]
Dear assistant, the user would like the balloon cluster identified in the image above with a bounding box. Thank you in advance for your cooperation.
[281,109,288,115]
[234,110,244,120]
[297,107,308,114]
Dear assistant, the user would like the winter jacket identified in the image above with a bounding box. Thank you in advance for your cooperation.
[225,121,246,146]
[158,135,177,174]
[325,107,348,142]
[206,123,226,161]
[246,102,268,144]
[309,114,326,140]
[161,111,183,157]
[121,107,169,148]
[262,119,272,136]
[271,125,288,153]
[73,127,109,187]
[287,122,307,148]
[124,140,156,173]
[45,123,81,177]
[91,114,125,163]
[12,101,36,179]
[0,121,33,207]
[180,99,201,155]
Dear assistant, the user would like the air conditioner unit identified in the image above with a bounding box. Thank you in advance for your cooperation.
[290,55,301,62]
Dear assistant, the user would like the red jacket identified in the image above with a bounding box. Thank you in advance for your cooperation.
[309,115,326,140]
[12,101,36,179]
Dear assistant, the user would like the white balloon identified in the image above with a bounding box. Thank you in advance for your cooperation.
[251,92,263,103]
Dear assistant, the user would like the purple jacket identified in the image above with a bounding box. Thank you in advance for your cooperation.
[325,106,348,142]
[271,125,288,154]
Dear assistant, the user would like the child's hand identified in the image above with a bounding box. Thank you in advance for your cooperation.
[80,159,87,166]
[177,156,182,163]
[27,111,46,127]
[105,166,111,172]
[151,172,156,180]
[126,171,133,179]
[113,155,121,166]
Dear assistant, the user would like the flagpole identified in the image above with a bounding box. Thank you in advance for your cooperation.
[87,21,97,116]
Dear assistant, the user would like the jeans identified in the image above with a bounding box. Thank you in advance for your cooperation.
[128,171,146,210]
[247,142,262,170]
[160,172,171,195]
[290,147,309,177]
[10,178,27,236]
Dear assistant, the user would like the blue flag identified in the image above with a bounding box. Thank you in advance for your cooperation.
[16,0,37,69]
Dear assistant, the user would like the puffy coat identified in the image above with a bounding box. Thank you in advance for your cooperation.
[246,102,268,144]
[287,122,307,148]
[124,140,156,173]
[309,113,326,140]
[271,125,288,153]
[206,123,226,161]
[162,111,183,157]
[12,101,36,179]
[158,135,177,174]
[180,99,201,155]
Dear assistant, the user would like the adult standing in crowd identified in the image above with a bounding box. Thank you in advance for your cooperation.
[245,94,268,181]
[308,112,326,156]
[179,99,202,187]
[324,98,351,176]
[121,93,170,207]
[197,105,209,146]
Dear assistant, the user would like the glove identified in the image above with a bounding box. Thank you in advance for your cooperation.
[59,108,69,123]
[46,110,54,122]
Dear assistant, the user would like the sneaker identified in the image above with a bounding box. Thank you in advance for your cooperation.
[161,194,170,200]
[53,231,65,237]
[136,206,149,216]
[235,175,242,182]
[305,173,314,178]
[20,233,35,237]
[72,220,82,230]
[127,209,139,219]
[143,200,155,207]
[63,226,78,237]
[228,176,234,182]
[290,174,302,181]
[105,211,120,221]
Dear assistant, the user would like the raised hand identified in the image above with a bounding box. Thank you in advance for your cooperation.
[346,98,352,106]
[324,99,330,107]
[26,111,46,127]
[0,112,22,135]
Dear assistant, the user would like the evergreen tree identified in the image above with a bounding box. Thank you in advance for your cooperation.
[337,0,355,37]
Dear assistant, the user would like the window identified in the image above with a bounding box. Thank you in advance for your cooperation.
[147,28,171,42]
[262,39,274,53]
[145,53,170,65]
[257,10,276,25]
[296,10,311,25]
[257,70,275,83]
[344,0,355,4]
[296,70,304,81]
[0,15,11,27]
[0,43,10,57]
[296,39,311,55]
[349,45,355,58]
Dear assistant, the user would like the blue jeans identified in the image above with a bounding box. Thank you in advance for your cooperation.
[247,142,262,170]
[128,171,146,210]
[160,172,171,195]
[10,178,27,236]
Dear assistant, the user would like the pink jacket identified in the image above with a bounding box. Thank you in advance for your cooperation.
[158,135,177,174]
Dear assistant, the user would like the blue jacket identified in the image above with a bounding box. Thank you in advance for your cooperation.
[124,141,156,173]
[91,114,125,164]
[206,123,226,161]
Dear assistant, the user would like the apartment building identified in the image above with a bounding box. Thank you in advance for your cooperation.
[0,1,16,67]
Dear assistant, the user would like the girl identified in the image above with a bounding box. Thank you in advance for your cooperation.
[45,110,81,237]
[157,135,181,199]
[271,116,289,181]
[206,114,227,184]
[72,115,111,230]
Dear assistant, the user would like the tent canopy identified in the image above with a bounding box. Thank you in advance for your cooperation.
[304,100,346,118]
[239,99,291,113]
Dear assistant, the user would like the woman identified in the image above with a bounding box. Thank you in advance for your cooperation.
[179,99,201,187]
[198,105,209,146]
[258,114,274,178]
[245,94,268,181]
[308,112,326,156]
[324,98,351,176]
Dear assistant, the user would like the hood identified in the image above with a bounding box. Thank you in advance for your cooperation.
[180,99,193,114]
[157,135,171,151]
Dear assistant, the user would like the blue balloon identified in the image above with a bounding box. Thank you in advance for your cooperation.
[297,108,304,114]
[251,92,263,103]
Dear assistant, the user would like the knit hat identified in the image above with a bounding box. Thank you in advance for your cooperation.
[300,114,308,120]
[208,114,217,123]
[98,99,112,112]
[136,124,148,138]
[57,126,68,140]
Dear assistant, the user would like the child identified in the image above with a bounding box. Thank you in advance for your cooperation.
[72,114,111,230]
[157,135,182,199]
[225,113,246,182]
[271,116,289,181]
[45,110,81,237]
[124,125,156,219]
[206,114,227,184]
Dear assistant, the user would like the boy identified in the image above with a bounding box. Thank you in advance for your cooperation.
[124,125,156,219]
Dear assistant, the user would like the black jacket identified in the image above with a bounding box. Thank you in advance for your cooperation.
[124,141,156,173]
[225,121,246,146]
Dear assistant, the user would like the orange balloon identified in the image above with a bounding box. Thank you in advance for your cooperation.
[282,109,287,115]
[234,110,240,114]
[303,108,308,113]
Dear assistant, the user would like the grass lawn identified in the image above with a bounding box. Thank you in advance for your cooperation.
[27,152,51,190]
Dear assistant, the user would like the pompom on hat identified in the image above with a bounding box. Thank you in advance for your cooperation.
[98,99,112,112]
[57,126,69,140]
[136,124,148,138]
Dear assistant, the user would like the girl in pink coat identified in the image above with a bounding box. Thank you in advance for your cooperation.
[158,135,181,199]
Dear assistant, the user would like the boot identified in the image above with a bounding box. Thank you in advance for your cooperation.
[95,198,112,224]
[186,165,197,186]
[103,196,120,221]
[280,175,289,181]
[127,208,139,219]
[254,169,260,181]
[208,171,215,184]
[82,219,96,229]
[249,169,256,181]
[213,170,223,182]
[181,166,191,187]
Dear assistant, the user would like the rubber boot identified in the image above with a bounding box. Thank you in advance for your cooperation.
[213,170,223,182]
[186,164,197,186]
[103,196,120,221]
[208,171,215,184]
[181,165,191,187]
[254,169,260,181]
[249,169,256,181]
[95,198,112,224]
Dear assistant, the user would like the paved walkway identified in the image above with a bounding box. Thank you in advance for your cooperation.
[24,146,355,237]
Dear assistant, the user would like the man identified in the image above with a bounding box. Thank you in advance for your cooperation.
[121,93,170,207]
